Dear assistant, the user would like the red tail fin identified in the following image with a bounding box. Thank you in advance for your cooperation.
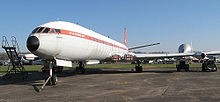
[123,28,127,46]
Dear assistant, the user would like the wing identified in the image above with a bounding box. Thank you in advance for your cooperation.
[133,51,220,60]
[205,51,220,55]
[133,53,194,60]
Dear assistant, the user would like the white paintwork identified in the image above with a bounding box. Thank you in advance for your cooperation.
[178,44,193,53]
[23,54,38,60]
[86,60,100,64]
[28,22,220,63]
[134,44,220,60]
[55,59,72,67]
[29,21,128,62]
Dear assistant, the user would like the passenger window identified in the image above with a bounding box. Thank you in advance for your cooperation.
[32,27,40,33]
[43,28,50,33]
[37,27,44,33]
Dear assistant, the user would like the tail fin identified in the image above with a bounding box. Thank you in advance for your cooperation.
[123,28,127,46]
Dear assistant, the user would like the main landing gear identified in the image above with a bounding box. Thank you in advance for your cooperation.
[76,61,85,74]
[176,60,189,72]
[202,59,217,72]
[135,60,143,73]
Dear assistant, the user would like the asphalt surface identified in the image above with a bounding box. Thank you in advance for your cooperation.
[0,67,220,102]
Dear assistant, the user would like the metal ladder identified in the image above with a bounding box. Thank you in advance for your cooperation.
[2,36,26,79]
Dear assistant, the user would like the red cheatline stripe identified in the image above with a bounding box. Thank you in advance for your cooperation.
[47,28,128,51]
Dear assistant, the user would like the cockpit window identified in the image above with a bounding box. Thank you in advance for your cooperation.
[49,29,55,33]
[42,28,50,33]
[31,27,61,34]
[36,27,45,33]
[55,29,61,33]
[32,27,40,33]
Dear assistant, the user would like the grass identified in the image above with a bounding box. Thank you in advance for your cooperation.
[0,65,43,74]
[0,63,219,74]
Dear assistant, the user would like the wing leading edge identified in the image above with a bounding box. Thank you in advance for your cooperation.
[134,53,194,59]
[133,51,220,60]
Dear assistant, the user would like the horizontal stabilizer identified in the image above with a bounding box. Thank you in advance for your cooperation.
[128,42,160,50]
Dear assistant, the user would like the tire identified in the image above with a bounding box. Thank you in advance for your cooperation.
[76,67,80,73]
[185,65,189,72]
[51,75,58,85]
[176,65,181,72]
[135,66,143,73]
[81,68,85,74]
[58,67,63,73]
[44,75,57,85]
[212,67,217,72]
[185,68,189,72]
[139,66,143,72]
[177,68,180,72]
[202,64,206,72]
[176,66,180,72]
[76,67,85,74]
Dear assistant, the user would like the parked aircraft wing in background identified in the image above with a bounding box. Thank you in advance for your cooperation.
[205,51,220,55]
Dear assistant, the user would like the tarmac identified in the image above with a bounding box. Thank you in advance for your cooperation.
[0,67,220,102]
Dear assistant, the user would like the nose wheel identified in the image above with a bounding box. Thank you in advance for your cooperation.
[40,61,57,91]
[45,74,58,85]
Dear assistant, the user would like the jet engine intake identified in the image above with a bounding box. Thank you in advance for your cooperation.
[194,52,206,59]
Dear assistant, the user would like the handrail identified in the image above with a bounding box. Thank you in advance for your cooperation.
[2,36,20,52]
[11,36,20,53]
[2,36,10,48]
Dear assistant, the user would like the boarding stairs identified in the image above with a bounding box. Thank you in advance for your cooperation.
[2,36,27,79]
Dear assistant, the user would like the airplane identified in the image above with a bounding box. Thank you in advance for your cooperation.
[26,21,220,90]
[22,53,38,60]
[134,43,220,71]
[26,21,160,90]
[19,54,39,65]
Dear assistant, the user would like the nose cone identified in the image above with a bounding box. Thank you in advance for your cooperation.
[26,36,40,51]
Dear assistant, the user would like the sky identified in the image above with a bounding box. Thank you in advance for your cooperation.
[0,0,220,53]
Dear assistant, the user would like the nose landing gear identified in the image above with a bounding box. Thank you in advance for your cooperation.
[40,61,58,91]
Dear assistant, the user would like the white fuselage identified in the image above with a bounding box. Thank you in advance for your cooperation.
[27,21,128,61]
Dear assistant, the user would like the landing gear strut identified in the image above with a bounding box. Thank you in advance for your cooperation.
[135,60,143,72]
[40,61,57,91]
[76,61,85,74]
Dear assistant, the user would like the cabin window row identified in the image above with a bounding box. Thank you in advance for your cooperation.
[32,27,61,34]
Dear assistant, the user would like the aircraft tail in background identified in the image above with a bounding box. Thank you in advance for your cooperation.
[123,28,127,46]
